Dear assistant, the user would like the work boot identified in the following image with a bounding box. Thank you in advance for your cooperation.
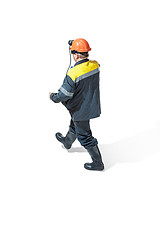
[55,130,76,149]
[84,145,104,171]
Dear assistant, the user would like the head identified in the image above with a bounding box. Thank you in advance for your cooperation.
[69,38,91,62]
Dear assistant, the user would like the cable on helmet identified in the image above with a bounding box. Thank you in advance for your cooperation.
[66,40,74,75]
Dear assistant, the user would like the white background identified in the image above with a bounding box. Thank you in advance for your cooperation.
[0,0,160,239]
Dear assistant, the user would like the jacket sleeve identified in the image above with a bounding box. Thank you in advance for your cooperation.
[55,75,75,102]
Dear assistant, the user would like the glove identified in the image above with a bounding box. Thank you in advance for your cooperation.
[50,93,61,103]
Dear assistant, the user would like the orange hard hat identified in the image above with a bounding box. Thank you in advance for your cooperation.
[70,38,91,53]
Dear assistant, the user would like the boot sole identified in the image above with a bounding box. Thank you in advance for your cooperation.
[84,163,104,171]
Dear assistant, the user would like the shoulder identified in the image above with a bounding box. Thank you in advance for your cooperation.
[89,60,100,68]
[67,63,84,82]
[67,60,100,82]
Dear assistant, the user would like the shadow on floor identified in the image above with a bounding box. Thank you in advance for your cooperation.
[68,121,160,170]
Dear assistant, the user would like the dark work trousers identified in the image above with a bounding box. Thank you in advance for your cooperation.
[69,119,98,149]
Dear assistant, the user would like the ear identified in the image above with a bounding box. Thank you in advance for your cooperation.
[75,53,79,60]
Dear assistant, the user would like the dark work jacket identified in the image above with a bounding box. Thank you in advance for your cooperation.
[50,59,101,121]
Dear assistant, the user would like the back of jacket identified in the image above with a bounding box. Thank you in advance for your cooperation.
[54,59,101,121]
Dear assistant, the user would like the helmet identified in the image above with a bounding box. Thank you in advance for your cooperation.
[70,38,91,53]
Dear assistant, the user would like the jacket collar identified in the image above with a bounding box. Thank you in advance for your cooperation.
[74,58,89,66]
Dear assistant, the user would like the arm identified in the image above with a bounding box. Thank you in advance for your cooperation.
[50,75,75,103]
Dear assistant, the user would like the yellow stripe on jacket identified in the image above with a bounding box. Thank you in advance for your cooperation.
[67,60,100,82]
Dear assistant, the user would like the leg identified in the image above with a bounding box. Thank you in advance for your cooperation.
[74,120,104,171]
[69,119,76,134]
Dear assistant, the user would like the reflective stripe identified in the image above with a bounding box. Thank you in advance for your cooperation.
[59,87,74,97]
[75,68,99,83]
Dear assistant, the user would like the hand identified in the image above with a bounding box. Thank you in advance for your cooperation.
[49,92,60,103]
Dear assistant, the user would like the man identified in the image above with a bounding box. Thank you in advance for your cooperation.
[49,38,104,171]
